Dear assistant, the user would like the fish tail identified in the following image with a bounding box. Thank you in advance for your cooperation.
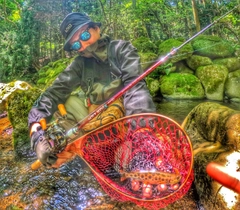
[173,168,182,182]
[119,170,127,182]
[174,168,179,175]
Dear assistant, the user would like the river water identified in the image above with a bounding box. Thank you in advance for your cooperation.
[0,99,239,210]
[156,99,240,124]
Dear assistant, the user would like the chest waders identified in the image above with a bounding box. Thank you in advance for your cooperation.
[80,57,125,132]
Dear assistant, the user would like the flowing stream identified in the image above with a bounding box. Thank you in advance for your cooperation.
[0,100,239,210]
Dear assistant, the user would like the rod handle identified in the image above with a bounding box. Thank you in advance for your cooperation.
[58,104,67,117]
[39,118,47,130]
[31,159,42,170]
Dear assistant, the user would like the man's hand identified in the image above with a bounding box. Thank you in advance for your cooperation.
[51,144,76,168]
[30,122,77,168]
[31,126,57,167]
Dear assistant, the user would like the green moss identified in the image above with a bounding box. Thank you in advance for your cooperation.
[192,35,235,58]
[37,78,47,85]
[213,57,240,72]
[38,71,46,77]
[160,73,204,98]
[132,36,158,53]
[8,81,15,87]
[196,64,228,94]
[139,52,158,70]
[5,205,23,210]
[145,77,160,97]
[6,87,42,149]
[36,57,74,89]
[186,55,212,70]
[158,39,193,63]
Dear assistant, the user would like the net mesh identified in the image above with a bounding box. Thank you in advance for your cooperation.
[78,113,193,209]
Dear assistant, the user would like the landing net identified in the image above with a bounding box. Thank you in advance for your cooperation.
[78,113,193,209]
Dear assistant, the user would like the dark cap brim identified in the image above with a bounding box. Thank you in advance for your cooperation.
[64,22,101,51]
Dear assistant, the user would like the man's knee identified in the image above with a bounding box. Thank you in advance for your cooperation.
[64,95,88,121]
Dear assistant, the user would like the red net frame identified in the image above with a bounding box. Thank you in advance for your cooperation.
[73,113,193,209]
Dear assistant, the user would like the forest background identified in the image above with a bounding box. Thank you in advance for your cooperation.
[0,0,239,84]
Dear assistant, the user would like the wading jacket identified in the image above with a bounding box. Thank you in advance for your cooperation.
[28,36,156,127]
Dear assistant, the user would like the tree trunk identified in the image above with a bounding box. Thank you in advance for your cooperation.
[132,0,136,9]
[191,0,201,32]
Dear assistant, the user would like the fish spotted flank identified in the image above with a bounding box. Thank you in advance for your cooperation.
[120,168,181,185]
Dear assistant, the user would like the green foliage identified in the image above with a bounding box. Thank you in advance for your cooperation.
[0,0,239,84]
[0,0,23,24]
[0,2,41,83]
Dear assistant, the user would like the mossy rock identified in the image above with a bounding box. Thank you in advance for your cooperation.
[225,69,240,101]
[37,57,74,88]
[213,57,240,72]
[6,87,42,152]
[145,77,160,97]
[196,64,228,101]
[158,38,193,63]
[132,36,158,53]
[139,52,158,70]
[159,73,204,99]
[0,81,32,112]
[175,61,194,74]
[192,35,235,58]
[186,55,213,70]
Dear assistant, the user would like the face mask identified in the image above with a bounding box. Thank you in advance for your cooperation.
[80,38,107,62]
[79,41,99,58]
[85,41,99,52]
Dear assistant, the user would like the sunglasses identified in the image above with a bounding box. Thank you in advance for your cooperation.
[71,28,91,51]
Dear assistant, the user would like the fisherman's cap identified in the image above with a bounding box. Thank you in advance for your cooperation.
[60,12,101,51]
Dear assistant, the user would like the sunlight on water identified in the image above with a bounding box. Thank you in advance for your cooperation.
[219,151,240,209]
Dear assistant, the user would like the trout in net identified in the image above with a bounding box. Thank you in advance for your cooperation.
[65,114,193,209]
[119,168,182,185]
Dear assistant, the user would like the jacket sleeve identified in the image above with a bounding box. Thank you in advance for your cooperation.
[28,56,83,127]
[113,40,156,116]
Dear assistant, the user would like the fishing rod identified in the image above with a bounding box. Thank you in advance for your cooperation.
[65,5,239,141]
[31,5,239,170]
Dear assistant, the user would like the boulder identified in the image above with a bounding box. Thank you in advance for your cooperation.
[158,38,193,63]
[225,69,240,102]
[196,64,228,101]
[192,35,235,58]
[146,77,160,97]
[213,57,240,72]
[0,81,31,112]
[182,102,240,210]
[139,52,158,70]
[132,36,158,53]
[175,61,194,74]
[7,87,41,156]
[186,55,213,70]
[159,73,205,99]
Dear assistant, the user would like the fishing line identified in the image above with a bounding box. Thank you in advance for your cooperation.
[211,185,223,210]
